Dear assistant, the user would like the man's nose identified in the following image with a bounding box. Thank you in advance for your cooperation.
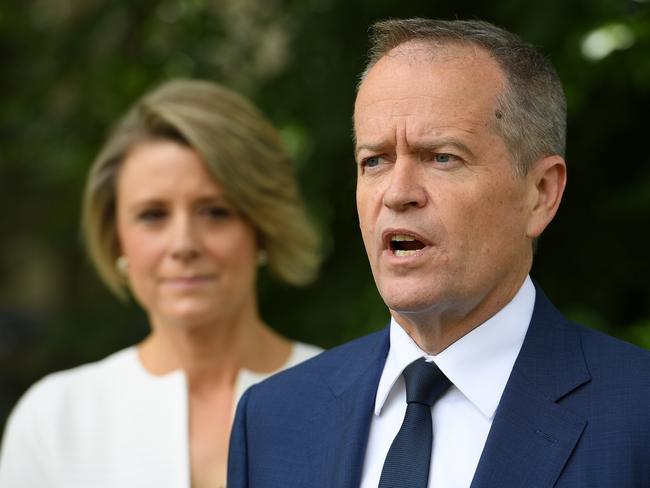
[382,157,427,211]
[169,215,200,261]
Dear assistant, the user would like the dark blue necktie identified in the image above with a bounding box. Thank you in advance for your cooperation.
[378,357,452,488]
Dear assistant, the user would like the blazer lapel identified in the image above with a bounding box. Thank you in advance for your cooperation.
[471,286,590,488]
[309,327,390,488]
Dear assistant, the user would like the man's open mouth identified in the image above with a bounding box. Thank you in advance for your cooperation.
[389,234,426,257]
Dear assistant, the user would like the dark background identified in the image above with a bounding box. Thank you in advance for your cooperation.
[1,0,649,434]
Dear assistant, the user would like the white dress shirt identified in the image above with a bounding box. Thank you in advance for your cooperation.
[360,276,535,488]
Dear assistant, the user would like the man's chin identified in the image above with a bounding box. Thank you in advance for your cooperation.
[380,290,440,317]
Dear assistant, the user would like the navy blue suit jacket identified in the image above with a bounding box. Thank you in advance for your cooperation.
[228,287,650,487]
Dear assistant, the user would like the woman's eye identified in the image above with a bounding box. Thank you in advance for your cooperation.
[205,206,232,219]
[138,208,166,221]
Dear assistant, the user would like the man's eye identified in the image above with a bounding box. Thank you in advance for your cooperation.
[362,156,382,168]
[434,153,453,163]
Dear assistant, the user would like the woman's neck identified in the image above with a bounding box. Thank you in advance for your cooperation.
[136,299,293,488]
[137,306,292,389]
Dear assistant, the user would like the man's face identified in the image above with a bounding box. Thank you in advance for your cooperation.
[354,42,538,330]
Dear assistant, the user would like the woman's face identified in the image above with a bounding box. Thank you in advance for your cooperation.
[116,140,259,330]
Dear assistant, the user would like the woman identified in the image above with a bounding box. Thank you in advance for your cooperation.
[0,79,322,488]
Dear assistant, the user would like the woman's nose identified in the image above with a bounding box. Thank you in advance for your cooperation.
[169,215,200,262]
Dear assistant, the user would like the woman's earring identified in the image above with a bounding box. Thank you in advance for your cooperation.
[116,256,129,276]
[257,249,268,267]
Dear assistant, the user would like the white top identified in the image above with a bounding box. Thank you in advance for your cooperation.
[360,276,535,488]
[0,342,322,488]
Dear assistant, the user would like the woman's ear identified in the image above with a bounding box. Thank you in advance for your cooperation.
[525,155,567,239]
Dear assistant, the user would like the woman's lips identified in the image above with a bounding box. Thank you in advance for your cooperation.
[161,275,216,288]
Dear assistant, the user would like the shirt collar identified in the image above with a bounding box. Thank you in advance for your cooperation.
[374,276,535,420]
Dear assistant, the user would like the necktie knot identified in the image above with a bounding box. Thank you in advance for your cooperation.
[403,357,452,406]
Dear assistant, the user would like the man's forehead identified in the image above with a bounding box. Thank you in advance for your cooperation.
[356,41,505,106]
[355,41,506,113]
[353,43,504,132]
[382,39,490,66]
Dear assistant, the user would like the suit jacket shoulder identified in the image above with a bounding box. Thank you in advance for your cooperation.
[471,286,650,488]
[229,328,389,488]
[250,329,386,398]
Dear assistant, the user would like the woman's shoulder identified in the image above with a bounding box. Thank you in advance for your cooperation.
[29,347,136,389]
[8,347,139,424]
[0,348,142,480]
[1,347,190,486]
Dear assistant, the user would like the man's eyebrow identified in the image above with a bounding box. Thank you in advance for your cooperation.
[420,137,477,159]
[355,137,476,159]
[354,143,386,157]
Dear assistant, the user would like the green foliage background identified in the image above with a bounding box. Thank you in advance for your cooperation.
[1,0,649,431]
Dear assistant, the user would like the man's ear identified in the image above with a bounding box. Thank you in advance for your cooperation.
[525,155,567,239]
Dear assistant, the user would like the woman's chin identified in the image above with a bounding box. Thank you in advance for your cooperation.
[155,305,221,330]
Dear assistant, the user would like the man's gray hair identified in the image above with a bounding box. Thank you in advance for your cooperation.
[359,18,566,174]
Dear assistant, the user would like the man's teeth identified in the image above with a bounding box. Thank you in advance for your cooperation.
[394,249,418,257]
[391,234,415,242]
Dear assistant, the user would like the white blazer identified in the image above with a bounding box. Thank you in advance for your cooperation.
[0,342,322,487]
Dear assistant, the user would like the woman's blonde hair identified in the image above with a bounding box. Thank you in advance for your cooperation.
[82,79,320,299]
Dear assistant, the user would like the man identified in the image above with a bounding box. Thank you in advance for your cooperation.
[228,18,650,488]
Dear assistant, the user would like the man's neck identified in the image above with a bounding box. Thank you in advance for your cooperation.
[391,275,530,354]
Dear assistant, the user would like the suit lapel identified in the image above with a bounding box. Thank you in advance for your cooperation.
[308,328,390,488]
[471,286,590,488]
